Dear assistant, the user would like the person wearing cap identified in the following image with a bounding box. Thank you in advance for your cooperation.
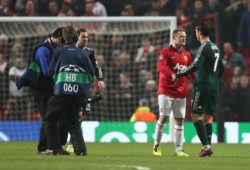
[16,27,69,155]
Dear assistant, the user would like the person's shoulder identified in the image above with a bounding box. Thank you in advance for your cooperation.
[160,46,171,55]
[207,41,219,51]
[53,47,65,57]
[83,47,94,53]
[36,45,50,53]
[83,47,95,56]
[161,46,170,52]
[35,46,51,59]
[206,41,215,47]
[182,48,191,55]
[199,41,211,52]
[79,48,90,57]
[54,47,63,53]
[83,47,91,51]
[62,45,78,51]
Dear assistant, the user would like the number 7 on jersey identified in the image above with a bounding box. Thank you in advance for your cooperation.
[213,52,219,72]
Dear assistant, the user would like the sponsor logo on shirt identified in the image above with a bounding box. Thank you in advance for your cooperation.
[174,63,187,72]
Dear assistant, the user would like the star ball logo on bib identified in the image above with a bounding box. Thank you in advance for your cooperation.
[60,64,86,73]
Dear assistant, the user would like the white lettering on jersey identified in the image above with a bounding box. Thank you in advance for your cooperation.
[173,63,187,72]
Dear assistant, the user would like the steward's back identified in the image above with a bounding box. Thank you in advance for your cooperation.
[49,44,95,95]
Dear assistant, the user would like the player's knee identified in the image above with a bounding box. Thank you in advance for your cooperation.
[158,115,168,124]
[174,118,184,125]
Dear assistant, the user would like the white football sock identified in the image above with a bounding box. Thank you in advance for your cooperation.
[154,120,165,146]
[174,125,184,151]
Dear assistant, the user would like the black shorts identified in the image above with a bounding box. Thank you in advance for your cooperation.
[191,88,217,115]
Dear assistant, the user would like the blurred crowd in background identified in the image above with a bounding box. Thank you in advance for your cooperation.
[0,0,250,123]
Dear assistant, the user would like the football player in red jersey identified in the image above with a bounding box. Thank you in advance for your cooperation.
[153,28,193,157]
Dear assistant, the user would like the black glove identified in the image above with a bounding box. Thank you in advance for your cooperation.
[91,94,103,103]
[80,94,103,114]
[80,98,91,114]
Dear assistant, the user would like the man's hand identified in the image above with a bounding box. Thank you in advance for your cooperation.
[172,74,177,83]
[97,80,105,90]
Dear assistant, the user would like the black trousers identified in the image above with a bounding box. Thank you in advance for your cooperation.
[45,95,86,155]
[33,90,68,152]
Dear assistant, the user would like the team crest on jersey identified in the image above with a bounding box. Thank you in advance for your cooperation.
[159,55,164,60]
[183,56,188,61]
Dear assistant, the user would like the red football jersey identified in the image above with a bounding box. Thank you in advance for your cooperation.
[157,45,193,98]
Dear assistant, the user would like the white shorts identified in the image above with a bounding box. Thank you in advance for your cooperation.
[158,94,186,118]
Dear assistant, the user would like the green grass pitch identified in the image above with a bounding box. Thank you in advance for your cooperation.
[0,142,250,170]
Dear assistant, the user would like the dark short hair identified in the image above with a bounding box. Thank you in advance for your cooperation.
[76,28,87,36]
[52,27,64,37]
[62,26,77,43]
[172,28,185,38]
[195,22,210,36]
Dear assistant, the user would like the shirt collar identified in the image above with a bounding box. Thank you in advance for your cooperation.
[45,38,57,48]
[170,45,182,53]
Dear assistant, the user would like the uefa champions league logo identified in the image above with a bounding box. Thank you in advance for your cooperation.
[59,65,86,73]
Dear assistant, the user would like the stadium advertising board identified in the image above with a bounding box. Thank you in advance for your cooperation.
[0,121,249,143]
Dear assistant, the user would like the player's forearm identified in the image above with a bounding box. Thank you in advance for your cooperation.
[89,50,97,66]
[88,50,103,79]
[86,57,95,77]
[176,63,196,78]
[95,66,104,80]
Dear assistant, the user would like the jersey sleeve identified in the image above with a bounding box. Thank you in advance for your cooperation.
[187,52,195,79]
[157,49,173,76]
[176,57,197,78]
[84,53,95,78]
[89,49,104,81]
[48,48,60,78]
[176,45,206,78]
[35,46,51,77]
